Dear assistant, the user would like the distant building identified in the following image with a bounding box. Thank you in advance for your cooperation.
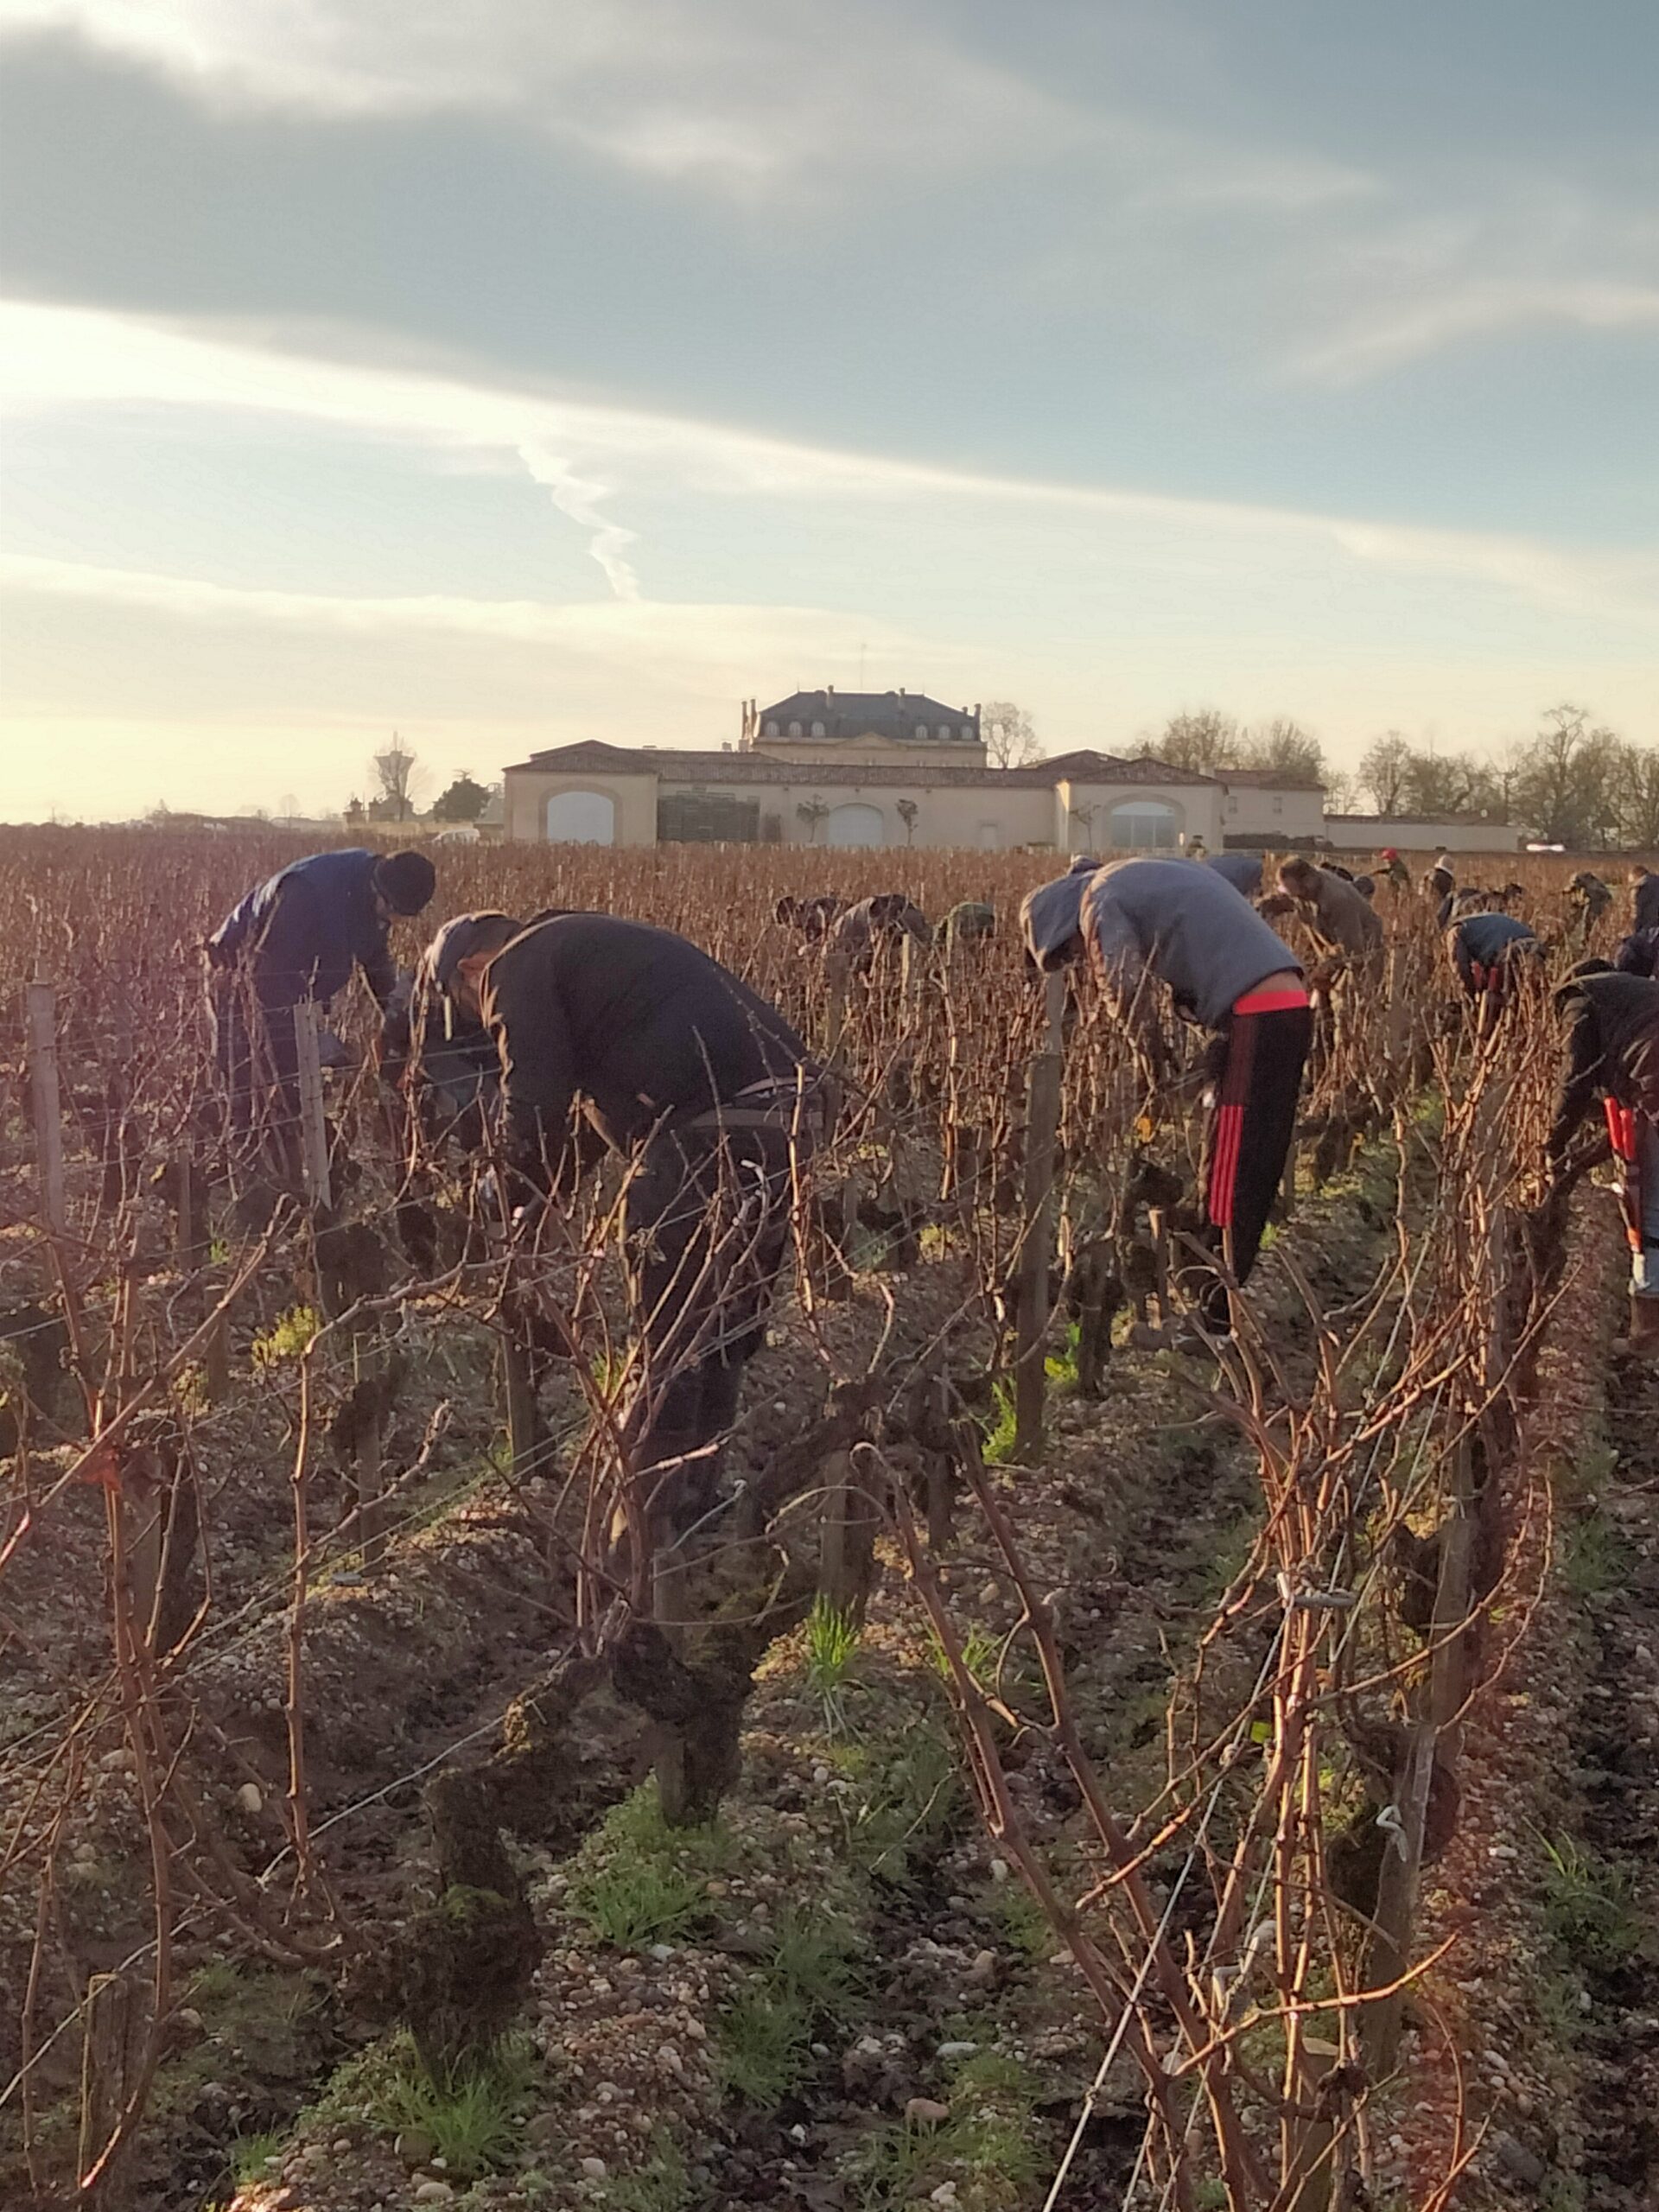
[501,690,1521,856]
[505,738,1241,854]
[1325,813,1524,855]
[740,689,983,767]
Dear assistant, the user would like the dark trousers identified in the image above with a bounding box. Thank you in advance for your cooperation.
[623,1118,806,1524]
[206,962,307,1172]
[1197,1001,1313,1326]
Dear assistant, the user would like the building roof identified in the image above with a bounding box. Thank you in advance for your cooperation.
[1006,749,1219,788]
[753,689,979,743]
[1217,766,1326,792]
[1327,810,1513,828]
[506,741,1240,793]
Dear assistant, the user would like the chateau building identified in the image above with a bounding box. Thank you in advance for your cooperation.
[500,689,1516,855]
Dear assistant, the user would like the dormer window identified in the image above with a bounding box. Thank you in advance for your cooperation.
[811,721,826,737]
[763,721,779,738]
[916,723,929,741]
[788,721,803,738]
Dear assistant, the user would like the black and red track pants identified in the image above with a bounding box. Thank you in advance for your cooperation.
[1198,986,1313,1326]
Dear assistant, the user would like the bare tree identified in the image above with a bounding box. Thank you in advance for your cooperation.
[1614,740,1659,850]
[1240,716,1327,785]
[1147,708,1242,776]
[895,798,919,846]
[1509,702,1623,848]
[982,701,1040,771]
[1357,733,1413,815]
[370,734,423,823]
[796,798,830,844]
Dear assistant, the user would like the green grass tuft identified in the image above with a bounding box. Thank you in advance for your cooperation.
[717,1906,865,2106]
[367,2032,534,2179]
[566,1783,732,1950]
[804,1594,863,1736]
[603,2127,691,2210]
[1537,1831,1642,1965]
[228,2129,285,2185]
[1559,1509,1630,1599]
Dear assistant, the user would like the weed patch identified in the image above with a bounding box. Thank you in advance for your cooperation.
[1537,1832,1642,1966]
[804,1594,863,1737]
[717,1906,865,2106]
[566,1783,731,1950]
[365,2031,535,2179]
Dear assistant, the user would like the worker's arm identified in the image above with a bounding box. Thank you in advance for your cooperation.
[1544,1002,1602,1165]
[356,904,398,1008]
[1084,896,1149,1013]
[250,877,319,1011]
[486,964,580,1200]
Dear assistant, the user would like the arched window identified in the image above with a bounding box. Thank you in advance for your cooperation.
[938,725,950,740]
[811,720,826,737]
[825,803,885,848]
[545,789,616,845]
[763,720,779,738]
[788,720,803,738]
[1107,798,1180,850]
[915,722,929,741]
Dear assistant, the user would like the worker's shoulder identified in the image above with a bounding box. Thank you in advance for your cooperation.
[503,912,702,964]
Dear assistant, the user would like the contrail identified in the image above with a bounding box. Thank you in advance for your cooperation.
[518,441,641,601]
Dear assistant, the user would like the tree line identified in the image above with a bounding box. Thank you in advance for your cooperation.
[1131,702,1659,849]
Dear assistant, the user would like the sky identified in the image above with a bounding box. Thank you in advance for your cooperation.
[0,2,1656,821]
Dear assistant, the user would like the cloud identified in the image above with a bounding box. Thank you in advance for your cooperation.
[0,0,1080,194]
[1297,276,1659,381]
[0,546,921,669]
[3,299,1655,629]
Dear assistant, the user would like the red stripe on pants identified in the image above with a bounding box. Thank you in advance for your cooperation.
[1210,1103,1245,1228]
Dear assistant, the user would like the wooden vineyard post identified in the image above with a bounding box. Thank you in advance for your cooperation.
[823,954,850,1066]
[77,1967,144,2200]
[501,1319,540,1483]
[291,1001,332,1214]
[27,979,67,1237]
[175,1148,232,1398]
[1013,972,1066,1462]
[1363,1429,1474,2078]
[817,1446,854,1608]
[354,1361,386,1573]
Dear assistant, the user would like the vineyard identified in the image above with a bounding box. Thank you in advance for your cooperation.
[1,827,1655,2212]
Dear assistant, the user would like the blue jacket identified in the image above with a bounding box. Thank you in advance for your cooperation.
[209,849,396,1008]
[1205,851,1263,898]
[1446,910,1535,992]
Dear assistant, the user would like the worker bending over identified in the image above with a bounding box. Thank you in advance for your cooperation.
[1270,856,1383,963]
[1546,963,1659,1350]
[435,912,825,1525]
[207,846,435,1147]
[1446,908,1539,1015]
[1071,858,1310,1335]
[380,909,521,1150]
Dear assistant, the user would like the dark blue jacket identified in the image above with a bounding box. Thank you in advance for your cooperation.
[209,849,396,1008]
[1205,852,1263,898]
[1446,911,1535,992]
